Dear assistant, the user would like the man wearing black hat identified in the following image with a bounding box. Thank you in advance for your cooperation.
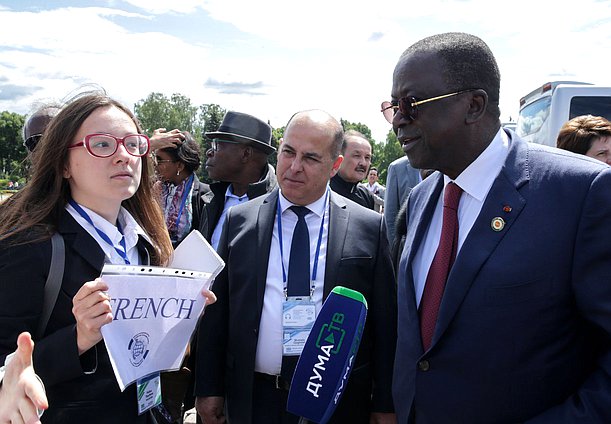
[197,111,278,250]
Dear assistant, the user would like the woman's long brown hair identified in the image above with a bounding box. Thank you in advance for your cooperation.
[0,91,173,266]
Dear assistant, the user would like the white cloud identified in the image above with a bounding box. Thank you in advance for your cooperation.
[1,0,611,145]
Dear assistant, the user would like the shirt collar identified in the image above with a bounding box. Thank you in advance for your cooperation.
[444,128,509,201]
[67,202,151,249]
[225,184,249,201]
[278,186,329,218]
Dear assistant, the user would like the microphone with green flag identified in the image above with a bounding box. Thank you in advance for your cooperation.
[286,286,367,423]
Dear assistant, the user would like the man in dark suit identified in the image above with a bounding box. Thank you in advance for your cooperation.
[195,110,397,424]
[388,32,611,423]
[198,111,278,250]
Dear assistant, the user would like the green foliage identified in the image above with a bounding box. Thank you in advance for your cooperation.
[0,111,27,180]
[199,104,227,138]
[375,129,405,184]
[134,92,200,139]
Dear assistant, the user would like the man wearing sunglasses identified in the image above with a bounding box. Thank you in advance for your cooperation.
[199,111,278,251]
[389,32,611,423]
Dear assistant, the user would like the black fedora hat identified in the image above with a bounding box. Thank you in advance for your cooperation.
[205,111,275,155]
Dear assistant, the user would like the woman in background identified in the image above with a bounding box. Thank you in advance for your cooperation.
[557,115,611,165]
[154,132,209,247]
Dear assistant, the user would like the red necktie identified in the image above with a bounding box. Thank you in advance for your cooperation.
[420,182,463,351]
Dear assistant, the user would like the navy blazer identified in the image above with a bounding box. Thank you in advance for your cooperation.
[195,189,397,423]
[0,211,154,423]
[393,132,611,423]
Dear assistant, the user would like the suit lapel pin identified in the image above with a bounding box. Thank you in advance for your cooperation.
[491,217,505,231]
[503,205,512,213]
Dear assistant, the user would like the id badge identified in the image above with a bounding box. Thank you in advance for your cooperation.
[136,372,162,415]
[282,297,316,356]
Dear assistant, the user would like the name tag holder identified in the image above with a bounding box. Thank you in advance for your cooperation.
[283,296,316,356]
[136,372,162,414]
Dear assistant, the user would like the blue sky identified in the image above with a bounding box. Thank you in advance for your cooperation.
[1,0,611,143]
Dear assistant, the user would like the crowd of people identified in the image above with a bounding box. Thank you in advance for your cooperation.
[1,31,610,424]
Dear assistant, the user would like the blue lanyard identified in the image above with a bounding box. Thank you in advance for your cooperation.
[69,199,131,264]
[174,174,194,229]
[276,189,328,294]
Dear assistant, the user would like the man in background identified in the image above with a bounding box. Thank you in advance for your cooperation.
[330,129,374,209]
[383,156,420,246]
[362,166,385,213]
[198,111,277,250]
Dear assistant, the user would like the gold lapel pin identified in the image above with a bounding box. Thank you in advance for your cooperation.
[491,217,505,231]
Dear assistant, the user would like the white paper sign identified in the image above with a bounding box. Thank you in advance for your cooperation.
[100,265,213,391]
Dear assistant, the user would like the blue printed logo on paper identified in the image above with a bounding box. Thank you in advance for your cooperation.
[128,332,150,367]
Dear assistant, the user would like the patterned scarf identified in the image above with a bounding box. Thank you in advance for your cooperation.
[161,175,194,245]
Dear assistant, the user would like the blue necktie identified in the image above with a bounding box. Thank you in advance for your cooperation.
[287,205,311,297]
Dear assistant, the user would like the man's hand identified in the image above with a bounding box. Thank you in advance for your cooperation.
[150,128,184,151]
[196,396,225,424]
[0,332,48,424]
[72,279,112,355]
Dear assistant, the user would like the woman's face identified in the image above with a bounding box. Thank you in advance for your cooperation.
[586,136,611,165]
[154,149,180,183]
[64,105,142,220]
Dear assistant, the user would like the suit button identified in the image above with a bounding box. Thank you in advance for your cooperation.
[253,328,258,334]
[418,360,430,371]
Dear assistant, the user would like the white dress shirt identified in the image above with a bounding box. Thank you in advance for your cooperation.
[412,128,510,306]
[211,185,249,251]
[254,188,329,375]
[66,203,150,266]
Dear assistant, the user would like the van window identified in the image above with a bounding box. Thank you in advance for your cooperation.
[518,97,551,136]
[569,96,611,121]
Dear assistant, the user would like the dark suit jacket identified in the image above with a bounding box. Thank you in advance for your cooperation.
[195,189,397,423]
[0,211,154,423]
[393,132,611,423]
[197,164,277,241]
[330,174,375,210]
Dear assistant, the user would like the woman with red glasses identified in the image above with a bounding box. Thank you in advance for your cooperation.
[0,91,214,423]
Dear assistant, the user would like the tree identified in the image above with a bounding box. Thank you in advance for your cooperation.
[199,104,226,139]
[0,111,27,179]
[375,129,405,184]
[134,93,199,138]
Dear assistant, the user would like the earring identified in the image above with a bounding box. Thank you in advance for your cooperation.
[177,170,180,176]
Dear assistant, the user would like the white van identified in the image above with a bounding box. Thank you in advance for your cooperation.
[516,81,611,146]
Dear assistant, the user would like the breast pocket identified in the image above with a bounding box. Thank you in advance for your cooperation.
[485,276,552,306]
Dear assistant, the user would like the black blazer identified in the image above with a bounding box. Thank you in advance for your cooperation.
[0,211,154,423]
[195,189,397,423]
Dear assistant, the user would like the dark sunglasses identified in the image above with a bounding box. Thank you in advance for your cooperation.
[24,134,43,152]
[380,89,479,123]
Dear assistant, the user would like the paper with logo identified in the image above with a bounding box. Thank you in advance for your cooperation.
[100,264,214,391]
